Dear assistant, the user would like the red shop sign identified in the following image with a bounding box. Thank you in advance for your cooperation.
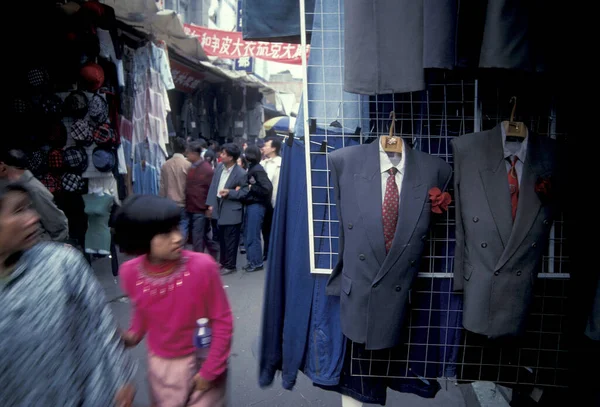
[170,59,205,92]
[184,24,308,65]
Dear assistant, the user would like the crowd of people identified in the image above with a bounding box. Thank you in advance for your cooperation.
[160,135,282,275]
[1,135,283,406]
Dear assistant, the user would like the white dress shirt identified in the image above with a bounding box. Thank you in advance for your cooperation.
[217,164,234,197]
[261,155,282,207]
[379,138,405,203]
[501,123,529,185]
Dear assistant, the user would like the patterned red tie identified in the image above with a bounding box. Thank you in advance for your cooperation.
[508,156,519,222]
[382,168,399,253]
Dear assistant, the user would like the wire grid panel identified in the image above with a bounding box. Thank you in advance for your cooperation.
[299,0,569,388]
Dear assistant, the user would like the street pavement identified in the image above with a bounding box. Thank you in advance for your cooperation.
[94,252,465,407]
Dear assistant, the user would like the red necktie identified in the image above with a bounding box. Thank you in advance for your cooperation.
[382,168,399,253]
[508,156,519,222]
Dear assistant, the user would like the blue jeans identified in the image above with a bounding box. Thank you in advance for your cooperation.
[180,208,189,242]
[245,203,266,268]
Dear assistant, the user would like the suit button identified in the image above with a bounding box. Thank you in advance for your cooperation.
[481,242,488,248]
[543,219,549,225]
[473,216,479,222]
[531,242,537,248]
[373,283,379,288]
[494,271,499,276]
[410,260,415,266]
[516,270,522,276]
[348,223,353,229]
[421,235,426,241]
[395,285,401,292]
[359,254,365,261]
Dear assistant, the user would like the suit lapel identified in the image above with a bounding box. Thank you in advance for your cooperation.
[478,128,513,247]
[375,145,427,283]
[355,141,386,267]
[495,134,546,270]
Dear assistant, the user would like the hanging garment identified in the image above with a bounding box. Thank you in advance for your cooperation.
[242,0,315,43]
[133,162,159,195]
[83,192,114,253]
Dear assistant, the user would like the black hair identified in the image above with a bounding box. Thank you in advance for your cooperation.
[204,149,216,165]
[113,195,181,255]
[245,145,262,165]
[198,138,208,149]
[238,154,248,170]
[0,148,29,170]
[187,141,204,155]
[233,136,245,149]
[265,137,282,155]
[220,143,241,161]
[171,137,187,154]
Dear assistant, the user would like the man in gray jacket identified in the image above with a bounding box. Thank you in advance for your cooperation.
[0,148,68,242]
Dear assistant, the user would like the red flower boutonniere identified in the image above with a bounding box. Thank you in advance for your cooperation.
[534,176,553,204]
[428,187,452,214]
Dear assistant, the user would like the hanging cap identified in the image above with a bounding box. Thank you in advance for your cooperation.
[196,318,209,325]
[80,62,105,91]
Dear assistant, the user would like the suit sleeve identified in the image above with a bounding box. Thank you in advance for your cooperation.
[326,154,344,296]
[225,169,249,201]
[450,140,465,291]
[206,168,219,207]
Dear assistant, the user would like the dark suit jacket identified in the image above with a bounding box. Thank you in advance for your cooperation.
[206,163,249,226]
[326,140,452,350]
[451,125,561,337]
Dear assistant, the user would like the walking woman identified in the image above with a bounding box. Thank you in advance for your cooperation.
[0,183,136,407]
[114,194,233,406]
[241,145,273,272]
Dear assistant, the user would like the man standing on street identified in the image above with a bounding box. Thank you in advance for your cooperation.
[260,137,282,261]
[207,143,249,275]
[185,141,219,259]
[159,137,191,240]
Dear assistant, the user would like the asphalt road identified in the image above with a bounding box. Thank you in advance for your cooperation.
[94,252,465,407]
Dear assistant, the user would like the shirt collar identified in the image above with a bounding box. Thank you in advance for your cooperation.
[501,124,529,163]
[378,138,405,175]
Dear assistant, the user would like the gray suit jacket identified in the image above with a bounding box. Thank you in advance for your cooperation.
[451,125,560,338]
[326,140,452,350]
[206,164,249,226]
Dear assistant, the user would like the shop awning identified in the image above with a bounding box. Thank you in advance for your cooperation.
[104,0,208,62]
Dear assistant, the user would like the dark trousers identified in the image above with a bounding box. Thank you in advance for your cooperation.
[218,223,242,270]
[262,205,274,260]
[189,212,219,260]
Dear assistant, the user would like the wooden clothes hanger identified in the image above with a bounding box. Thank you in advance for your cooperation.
[380,111,403,153]
[502,96,527,139]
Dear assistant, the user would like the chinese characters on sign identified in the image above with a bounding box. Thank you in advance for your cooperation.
[169,59,205,93]
[184,24,308,65]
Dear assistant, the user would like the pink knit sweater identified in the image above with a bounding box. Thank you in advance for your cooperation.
[120,251,233,381]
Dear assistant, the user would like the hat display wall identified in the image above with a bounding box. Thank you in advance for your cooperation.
[28,150,49,175]
[93,123,117,147]
[48,148,64,173]
[39,173,62,194]
[47,121,68,148]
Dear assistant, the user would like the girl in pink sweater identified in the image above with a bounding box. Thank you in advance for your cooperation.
[113,195,233,407]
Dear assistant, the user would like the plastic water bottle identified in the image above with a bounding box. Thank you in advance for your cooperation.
[194,318,211,360]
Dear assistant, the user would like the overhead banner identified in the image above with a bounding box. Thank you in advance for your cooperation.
[183,24,308,65]
[169,59,205,92]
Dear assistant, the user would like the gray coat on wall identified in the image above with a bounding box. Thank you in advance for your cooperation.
[326,140,452,350]
[451,125,560,338]
[206,163,249,226]
[585,276,600,341]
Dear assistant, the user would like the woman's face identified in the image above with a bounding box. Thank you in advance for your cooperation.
[0,191,40,256]
[150,227,184,261]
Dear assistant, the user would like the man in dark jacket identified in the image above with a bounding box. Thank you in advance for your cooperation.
[185,141,219,258]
